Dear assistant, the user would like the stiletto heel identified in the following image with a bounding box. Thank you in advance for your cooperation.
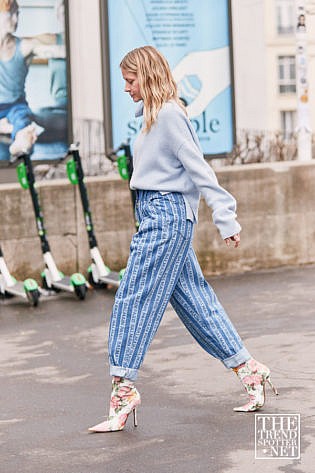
[266,376,279,396]
[88,377,141,433]
[133,408,138,427]
[233,359,278,412]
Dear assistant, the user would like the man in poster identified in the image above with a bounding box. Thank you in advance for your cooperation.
[0,0,65,159]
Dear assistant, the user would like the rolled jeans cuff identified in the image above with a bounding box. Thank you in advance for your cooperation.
[109,365,138,382]
[222,347,251,369]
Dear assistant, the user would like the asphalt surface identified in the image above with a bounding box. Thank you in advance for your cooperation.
[1,264,314,473]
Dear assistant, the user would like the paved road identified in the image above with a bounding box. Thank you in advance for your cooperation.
[1,265,314,473]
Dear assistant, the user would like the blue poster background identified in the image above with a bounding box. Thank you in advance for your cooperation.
[107,0,234,156]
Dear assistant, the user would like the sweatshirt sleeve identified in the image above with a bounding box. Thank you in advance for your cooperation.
[163,107,241,239]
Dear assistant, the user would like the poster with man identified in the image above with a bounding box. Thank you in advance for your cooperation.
[0,0,69,162]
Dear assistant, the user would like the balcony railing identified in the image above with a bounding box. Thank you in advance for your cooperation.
[277,25,295,35]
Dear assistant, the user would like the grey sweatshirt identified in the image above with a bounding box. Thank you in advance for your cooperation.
[130,100,241,240]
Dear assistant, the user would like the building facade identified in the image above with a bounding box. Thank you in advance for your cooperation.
[232,0,315,137]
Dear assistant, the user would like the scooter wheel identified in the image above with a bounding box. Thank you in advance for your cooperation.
[26,289,40,307]
[87,271,107,290]
[74,284,87,300]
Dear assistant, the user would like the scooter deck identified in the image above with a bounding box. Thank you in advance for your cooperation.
[4,281,27,298]
[98,271,121,287]
[52,276,75,292]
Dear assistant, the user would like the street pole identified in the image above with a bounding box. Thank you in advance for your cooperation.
[295,0,312,160]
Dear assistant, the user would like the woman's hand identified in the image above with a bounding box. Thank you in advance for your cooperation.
[224,233,240,248]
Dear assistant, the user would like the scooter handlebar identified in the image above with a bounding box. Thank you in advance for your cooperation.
[107,140,131,161]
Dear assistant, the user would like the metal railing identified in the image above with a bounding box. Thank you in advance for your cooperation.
[227,129,299,165]
[73,121,315,169]
[35,120,315,179]
[72,118,114,176]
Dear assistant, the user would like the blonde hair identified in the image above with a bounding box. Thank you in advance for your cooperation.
[120,46,186,132]
[0,0,18,13]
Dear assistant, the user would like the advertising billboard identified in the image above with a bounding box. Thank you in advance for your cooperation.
[101,0,235,157]
[0,0,70,163]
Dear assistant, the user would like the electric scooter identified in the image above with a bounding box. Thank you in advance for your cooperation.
[107,140,138,231]
[104,141,139,281]
[0,244,40,306]
[65,143,122,289]
[14,153,88,300]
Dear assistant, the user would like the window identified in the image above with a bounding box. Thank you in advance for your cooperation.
[278,56,296,94]
[281,110,296,138]
[276,0,295,35]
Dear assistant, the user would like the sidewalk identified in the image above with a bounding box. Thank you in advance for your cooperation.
[1,264,314,473]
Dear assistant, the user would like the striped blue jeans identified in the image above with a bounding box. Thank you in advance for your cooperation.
[109,191,251,381]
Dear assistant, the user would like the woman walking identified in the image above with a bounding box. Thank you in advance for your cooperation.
[89,46,278,433]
